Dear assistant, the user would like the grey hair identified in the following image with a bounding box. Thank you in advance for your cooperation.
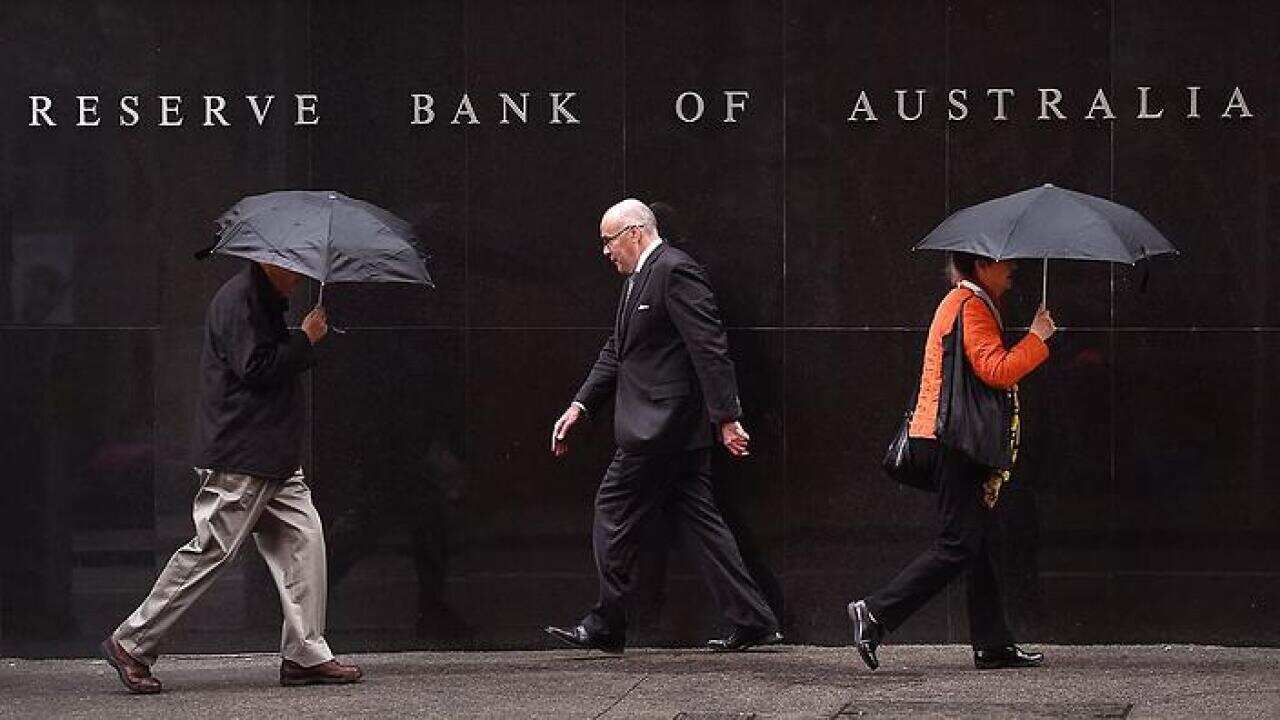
[608,198,658,234]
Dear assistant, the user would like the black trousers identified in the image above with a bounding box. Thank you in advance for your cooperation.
[865,444,1015,650]
[581,447,778,640]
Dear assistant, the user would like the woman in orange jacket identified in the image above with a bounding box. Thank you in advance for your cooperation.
[850,251,1056,671]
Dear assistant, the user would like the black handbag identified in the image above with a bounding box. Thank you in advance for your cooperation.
[936,298,1014,471]
[882,388,940,492]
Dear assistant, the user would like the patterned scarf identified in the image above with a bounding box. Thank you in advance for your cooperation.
[958,281,1021,509]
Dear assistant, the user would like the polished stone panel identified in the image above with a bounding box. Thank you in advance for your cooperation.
[783,329,944,644]
[310,1,467,327]
[1072,330,1280,644]
[626,0,784,328]
[963,330,1112,643]
[462,327,785,646]
[148,1,313,327]
[0,4,165,327]
[947,0,1113,330]
[464,0,626,328]
[642,329,786,644]
[785,0,947,328]
[1112,0,1273,327]
[0,330,155,654]
[310,329,468,645]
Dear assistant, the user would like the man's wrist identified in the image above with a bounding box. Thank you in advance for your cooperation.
[570,401,588,416]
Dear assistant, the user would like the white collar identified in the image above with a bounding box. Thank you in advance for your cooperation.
[959,280,1003,330]
[633,237,663,275]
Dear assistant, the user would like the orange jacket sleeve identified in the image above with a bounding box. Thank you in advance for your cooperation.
[961,299,1049,390]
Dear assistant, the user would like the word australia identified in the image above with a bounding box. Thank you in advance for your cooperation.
[847,86,1254,122]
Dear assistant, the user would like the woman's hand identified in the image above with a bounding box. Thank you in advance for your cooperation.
[982,475,1004,509]
[1030,305,1056,342]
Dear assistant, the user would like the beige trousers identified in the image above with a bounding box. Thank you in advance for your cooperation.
[113,468,335,667]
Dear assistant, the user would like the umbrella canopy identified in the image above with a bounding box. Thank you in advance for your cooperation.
[914,183,1178,265]
[203,190,434,291]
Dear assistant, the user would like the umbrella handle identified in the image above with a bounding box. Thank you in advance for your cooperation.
[311,281,345,334]
[1039,256,1049,307]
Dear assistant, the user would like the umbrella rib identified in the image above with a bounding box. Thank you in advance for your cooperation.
[322,194,337,285]
[318,203,425,286]
[362,212,423,256]
[1057,191,1135,264]
[240,215,290,260]
[999,188,1052,261]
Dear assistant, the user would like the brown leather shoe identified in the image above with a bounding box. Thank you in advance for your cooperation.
[100,637,162,694]
[280,658,363,686]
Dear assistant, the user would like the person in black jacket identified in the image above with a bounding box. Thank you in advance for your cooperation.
[101,261,362,693]
[544,198,781,653]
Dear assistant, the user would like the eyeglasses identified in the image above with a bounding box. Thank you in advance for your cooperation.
[601,224,643,247]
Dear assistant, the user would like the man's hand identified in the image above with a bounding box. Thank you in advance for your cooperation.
[551,404,584,457]
[1030,304,1056,342]
[720,420,750,457]
[302,306,328,344]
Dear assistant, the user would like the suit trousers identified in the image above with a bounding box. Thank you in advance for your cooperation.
[865,444,1015,650]
[113,469,335,667]
[581,448,778,640]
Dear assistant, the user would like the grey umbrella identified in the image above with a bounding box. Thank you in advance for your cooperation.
[914,183,1178,305]
[201,190,434,308]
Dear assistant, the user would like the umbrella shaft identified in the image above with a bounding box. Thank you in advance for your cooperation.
[1039,256,1049,307]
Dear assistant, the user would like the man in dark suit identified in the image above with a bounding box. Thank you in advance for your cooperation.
[545,198,781,653]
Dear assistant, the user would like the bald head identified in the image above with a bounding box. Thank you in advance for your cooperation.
[599,198,659,275]
[602,198,657,235]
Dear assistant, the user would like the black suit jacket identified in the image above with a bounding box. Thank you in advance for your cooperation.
[574,242,742,453]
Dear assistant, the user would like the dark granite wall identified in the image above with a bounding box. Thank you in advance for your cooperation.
[2,0,1276,656]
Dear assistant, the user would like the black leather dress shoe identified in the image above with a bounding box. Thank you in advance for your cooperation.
[973,645,1044,669]
[706,627,784,652]
[847,600,883,670]
[544,625,624,655]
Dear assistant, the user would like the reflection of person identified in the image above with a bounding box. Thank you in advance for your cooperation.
[326,434,468,641]
[101,261,361,693]
[850,251,1055,671]
[545,198,781,653]
[18,265,70,323]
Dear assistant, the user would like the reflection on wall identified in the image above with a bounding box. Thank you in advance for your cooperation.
[11,232,74,325]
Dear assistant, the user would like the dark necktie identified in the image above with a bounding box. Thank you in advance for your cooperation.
[615,275,634,340]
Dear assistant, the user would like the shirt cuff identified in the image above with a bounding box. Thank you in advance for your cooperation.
[571,401,588,416]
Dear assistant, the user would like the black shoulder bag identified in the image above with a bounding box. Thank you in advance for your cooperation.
[882,382,940,492]
[936,298,1014,471]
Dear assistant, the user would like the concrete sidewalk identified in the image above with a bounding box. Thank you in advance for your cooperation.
[2,645,1277,719]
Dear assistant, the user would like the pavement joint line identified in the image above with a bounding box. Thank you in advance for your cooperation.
[592,672,649,719]
[1151,686,1280,704]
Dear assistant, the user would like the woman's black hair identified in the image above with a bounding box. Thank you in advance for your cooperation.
[946,251,984,284]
